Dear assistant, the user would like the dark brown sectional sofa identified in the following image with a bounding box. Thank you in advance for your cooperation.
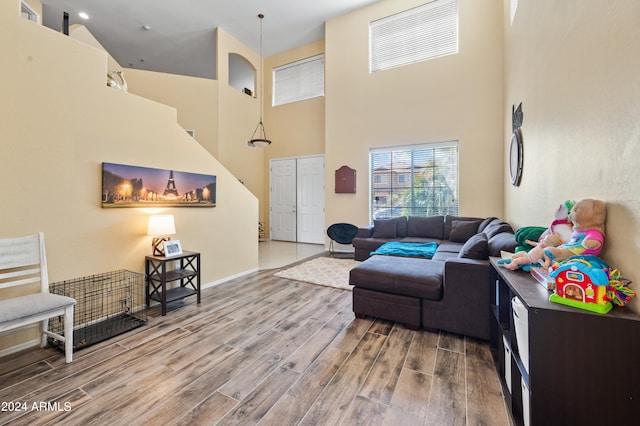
[349,215,517,339]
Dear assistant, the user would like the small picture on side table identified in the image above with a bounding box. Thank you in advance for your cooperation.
[163,240,183,257]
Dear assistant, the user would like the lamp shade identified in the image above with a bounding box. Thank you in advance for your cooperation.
[147,215,176,236]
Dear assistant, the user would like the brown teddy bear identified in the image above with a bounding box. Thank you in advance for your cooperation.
[543,198,606,266]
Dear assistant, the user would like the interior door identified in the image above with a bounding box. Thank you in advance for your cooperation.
[270,158,297,241]
[296,156,325,244]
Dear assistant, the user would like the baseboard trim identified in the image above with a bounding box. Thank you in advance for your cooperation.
[202,268,259,290]
[0,338,40,358]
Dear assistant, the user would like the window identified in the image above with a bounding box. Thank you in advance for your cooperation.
[273,54,324,106]
[370,0,458,72]
[371,142,458,220]
[374,175,388,184]
[397,174,410,184]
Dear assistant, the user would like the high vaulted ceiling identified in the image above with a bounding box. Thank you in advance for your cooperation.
[41,0,384,79]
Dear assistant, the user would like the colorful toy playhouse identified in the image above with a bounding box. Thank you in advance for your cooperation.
[548,255,612,314]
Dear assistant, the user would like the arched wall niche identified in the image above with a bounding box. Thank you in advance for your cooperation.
[229,52,255,96]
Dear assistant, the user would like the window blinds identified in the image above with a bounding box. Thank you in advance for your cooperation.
[370,141,458,219]
[273,54,324,106]
[370,0,458,72]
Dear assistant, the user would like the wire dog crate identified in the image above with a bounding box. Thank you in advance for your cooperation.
[48,270,147,351]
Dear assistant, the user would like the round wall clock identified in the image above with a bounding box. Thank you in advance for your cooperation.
[509,128,523,186]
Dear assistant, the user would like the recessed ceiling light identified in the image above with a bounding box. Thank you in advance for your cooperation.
[78,12,89,20]
[142,25,151,31]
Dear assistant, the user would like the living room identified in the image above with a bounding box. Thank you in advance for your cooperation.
[1,0,639,423]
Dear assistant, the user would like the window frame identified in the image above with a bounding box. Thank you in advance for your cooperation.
[370,141,459,221]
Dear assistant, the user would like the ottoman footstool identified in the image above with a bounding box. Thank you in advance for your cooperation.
[349,255,445,330]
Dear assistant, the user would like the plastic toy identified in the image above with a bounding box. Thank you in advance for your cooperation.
[549,255,636,314]
[605,269,636,307]
[549,255,612,313]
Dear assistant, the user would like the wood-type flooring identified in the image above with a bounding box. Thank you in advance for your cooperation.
[0,262,511,425]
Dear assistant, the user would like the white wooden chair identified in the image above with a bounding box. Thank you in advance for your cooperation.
[0,232,76,363]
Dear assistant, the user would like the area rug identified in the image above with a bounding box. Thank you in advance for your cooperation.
[274,256,360,291]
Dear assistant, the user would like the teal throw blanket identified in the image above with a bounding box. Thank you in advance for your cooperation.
[371,242,438,258]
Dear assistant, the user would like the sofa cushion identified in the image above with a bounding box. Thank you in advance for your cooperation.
[488,232,518,257]
[400,237,442,245]
[372,219,398,238]
[406,216,444,239]
[349,255,444,300]
[432,251,460,262]
[484,219,514,239]
[449,220,481,243]
[436,241,465,253]
[356,225,374,238]
[478,217,498,233]
[395,216,408,238]
[458,232,489,260]
[444,215,483,240]
[353,237,402,254]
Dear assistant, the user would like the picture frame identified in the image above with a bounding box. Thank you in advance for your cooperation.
[163,240,183,257]
[102,162,216,208]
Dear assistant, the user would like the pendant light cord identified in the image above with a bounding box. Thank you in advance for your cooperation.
[258,14,265,135]
[248,13,271,146]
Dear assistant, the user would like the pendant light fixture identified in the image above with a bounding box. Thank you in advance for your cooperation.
[247,14,271,148]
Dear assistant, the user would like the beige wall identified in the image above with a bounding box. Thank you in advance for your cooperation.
[215,28,267,213]
[324,0,505,230]
[69,24,121,73]
[0,2,258,352]
[503,0,640,313]
[262,40,326,234]
[22,0,41,19]
[124,68,220,158]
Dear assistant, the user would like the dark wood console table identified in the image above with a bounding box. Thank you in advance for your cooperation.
[145,251,200,316]
[489,258,640,425]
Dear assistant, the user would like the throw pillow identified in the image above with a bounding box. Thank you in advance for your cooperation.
[449,220,481,243]
[484,220,514,239]
[395,216,409,238]
[444,215,482,239]
[458,233,489,259]
[478,217,498,233]
[488,232,518,257]
[372,219,397,238]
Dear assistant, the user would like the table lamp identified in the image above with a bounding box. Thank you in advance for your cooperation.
[147,214,176,256]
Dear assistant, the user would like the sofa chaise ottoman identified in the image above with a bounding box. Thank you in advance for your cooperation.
[349,215,517,339]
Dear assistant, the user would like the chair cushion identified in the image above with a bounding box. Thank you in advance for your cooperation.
[0,293,76,324]
[327,223,359,244]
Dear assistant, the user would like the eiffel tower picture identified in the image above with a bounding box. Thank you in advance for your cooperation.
[163,170,179,197]
[102,163,215,208]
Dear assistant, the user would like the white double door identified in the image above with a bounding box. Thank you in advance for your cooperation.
[270,156,325,244]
